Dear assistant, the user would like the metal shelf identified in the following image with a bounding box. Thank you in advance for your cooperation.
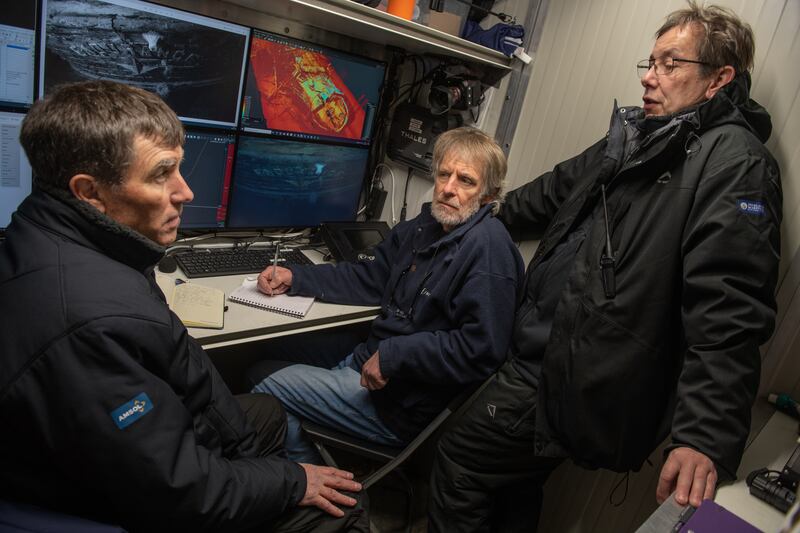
[223,0,513,72]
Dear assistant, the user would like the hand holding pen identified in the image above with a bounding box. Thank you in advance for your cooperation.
[257,245,294,295]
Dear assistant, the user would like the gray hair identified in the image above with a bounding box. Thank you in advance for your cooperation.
[430,126,507,214]
[657,0,755,76]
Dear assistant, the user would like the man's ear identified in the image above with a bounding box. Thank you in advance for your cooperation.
[69,174,107,213]
[480,190,498,205]
[704,65,736,100]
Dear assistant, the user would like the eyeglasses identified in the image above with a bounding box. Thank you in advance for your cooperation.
[636,57,712,77]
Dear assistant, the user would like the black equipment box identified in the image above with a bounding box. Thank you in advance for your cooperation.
[319,221,390,263]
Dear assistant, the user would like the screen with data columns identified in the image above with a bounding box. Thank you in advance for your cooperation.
[0,0,36,107]
[0,111,32,230]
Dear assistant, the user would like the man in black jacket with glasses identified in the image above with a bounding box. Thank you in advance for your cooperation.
[429,2,782,531]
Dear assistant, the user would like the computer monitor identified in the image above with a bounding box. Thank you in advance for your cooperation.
[0,0,36,108]
[0,111,32,230]
[241,29,385,146]
[39,0,250,128]
[227,133,369,229]
[179,128,236,231]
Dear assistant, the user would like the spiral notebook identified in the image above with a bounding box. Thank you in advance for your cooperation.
[228,279,314,318]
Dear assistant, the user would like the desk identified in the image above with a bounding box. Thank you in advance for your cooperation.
[160,250,379,349]
[715,410,798,531]
[636,410,797,532]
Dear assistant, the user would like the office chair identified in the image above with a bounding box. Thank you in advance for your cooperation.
[301,376,493,532]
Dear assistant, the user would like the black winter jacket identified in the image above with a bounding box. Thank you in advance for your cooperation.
[0,189,306,531]
[290,203,524,441]
[501,74,782,477]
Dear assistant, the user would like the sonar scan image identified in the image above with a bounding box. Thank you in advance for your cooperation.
[245,36,369,141]
[41,0,248,126]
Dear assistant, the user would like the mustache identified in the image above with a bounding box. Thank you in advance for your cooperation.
[436,196,461,209]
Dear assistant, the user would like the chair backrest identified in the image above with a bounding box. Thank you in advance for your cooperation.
[301,375,494,489]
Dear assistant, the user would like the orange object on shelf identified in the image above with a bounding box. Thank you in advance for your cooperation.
[387,0,415,20]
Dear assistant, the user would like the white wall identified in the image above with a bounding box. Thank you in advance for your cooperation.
[505,0,800,530]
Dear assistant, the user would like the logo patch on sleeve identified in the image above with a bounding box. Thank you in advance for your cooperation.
[738,199,765,216]
[111,393,153,429]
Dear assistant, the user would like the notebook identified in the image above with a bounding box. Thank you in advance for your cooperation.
[675,499,761,533]
[155,275,225,329]
[228,279,314,318]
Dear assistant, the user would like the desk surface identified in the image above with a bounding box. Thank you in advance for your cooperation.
[160,250,379,349]
[715,409,797,531]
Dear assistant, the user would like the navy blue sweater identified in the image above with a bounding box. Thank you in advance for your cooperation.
[290,203,523,440]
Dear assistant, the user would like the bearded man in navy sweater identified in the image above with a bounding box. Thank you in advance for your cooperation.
[252,126,524,462]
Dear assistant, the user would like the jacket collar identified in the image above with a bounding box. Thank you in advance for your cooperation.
[17,186,165,272]
[628,72,771,142]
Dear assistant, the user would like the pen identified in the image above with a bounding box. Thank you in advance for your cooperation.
[271,243,280,281]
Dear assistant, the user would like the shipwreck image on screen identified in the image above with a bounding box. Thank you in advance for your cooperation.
[228,135,368,229]
[40,0,249,127]
[241,30,384,144]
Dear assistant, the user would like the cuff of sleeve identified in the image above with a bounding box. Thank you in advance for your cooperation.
[286,265,310,296]
[663,442,736,482]
[377,339,397,378]
[288,461,307,507]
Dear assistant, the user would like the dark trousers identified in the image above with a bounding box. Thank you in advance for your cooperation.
[428,361,562,533]
[235,394,370,533]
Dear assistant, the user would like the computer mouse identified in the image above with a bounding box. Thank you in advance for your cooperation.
[158,255,178,274]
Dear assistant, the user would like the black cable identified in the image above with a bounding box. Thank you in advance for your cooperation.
[448,0,516,24]
[400,167,413,222]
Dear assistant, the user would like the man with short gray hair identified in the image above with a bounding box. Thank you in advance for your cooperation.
[429,3,782,531]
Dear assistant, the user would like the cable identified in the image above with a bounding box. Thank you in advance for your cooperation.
[400,167,413,222]
[389,165,397,225]
[449,0,516,24]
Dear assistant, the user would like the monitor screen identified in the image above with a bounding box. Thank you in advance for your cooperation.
[39,0,250,128]
[227,134,368,229]
[241,29,385,146]
[0,0,36,107]
[1,111,32,230]
[179,128,236,230]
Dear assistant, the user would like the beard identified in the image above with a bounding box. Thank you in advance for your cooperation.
[431,194,482,229]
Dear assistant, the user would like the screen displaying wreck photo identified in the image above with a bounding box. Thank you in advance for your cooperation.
[39,0,250,128]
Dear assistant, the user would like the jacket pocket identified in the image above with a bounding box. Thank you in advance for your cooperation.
[545,300,672,471]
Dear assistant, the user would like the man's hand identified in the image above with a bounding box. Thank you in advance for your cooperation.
[257,265,292,295]
[298,463,362,517]
[360,351,388,390]
[656,446,717,507]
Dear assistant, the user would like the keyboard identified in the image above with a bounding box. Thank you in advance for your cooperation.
[173,247,313,278]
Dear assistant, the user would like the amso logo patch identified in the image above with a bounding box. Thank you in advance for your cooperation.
[111,393,153,429]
